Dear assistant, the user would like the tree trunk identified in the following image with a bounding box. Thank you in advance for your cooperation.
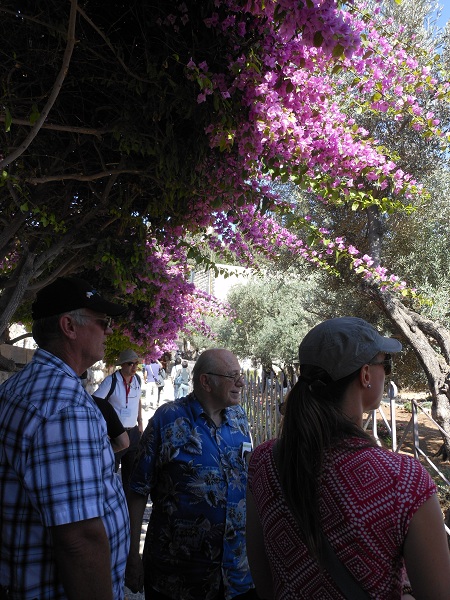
[365,204,450,459]
[375,288,450,459]
[0,252,36,343]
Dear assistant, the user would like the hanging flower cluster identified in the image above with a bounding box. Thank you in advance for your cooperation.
[121,237,230,359]
[121,0,448,350]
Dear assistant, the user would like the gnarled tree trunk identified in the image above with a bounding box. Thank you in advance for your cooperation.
[376,289,450,459]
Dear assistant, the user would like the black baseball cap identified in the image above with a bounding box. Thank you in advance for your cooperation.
[32,277,126,319]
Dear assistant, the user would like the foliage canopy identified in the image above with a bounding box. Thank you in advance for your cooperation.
[1,0,449,365]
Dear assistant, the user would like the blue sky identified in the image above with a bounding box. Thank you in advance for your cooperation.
[437,1,450,28]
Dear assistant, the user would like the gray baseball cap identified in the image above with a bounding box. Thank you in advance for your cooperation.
[117,349,140,365]
[298,317,402,381]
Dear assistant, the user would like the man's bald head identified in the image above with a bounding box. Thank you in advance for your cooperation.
[192,348,239,388]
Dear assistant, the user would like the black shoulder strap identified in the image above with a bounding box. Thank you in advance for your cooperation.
[321,535,370,600]
[105,371,117,401]
[135,373,141,386]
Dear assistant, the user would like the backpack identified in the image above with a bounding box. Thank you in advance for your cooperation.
[174,370,183,386]
[180,367,190,385]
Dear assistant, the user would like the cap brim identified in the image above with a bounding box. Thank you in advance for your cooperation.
[379,337,402,353]
[89,297,127,317]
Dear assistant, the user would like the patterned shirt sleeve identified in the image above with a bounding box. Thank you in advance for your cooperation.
[394,454,437,544]
[129,414,160,496]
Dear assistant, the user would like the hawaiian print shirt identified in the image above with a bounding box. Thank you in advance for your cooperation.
[129,393,255,600]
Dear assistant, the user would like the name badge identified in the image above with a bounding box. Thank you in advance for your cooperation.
[121,408,131,418]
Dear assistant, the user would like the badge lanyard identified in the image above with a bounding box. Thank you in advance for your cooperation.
[120,373,132,418]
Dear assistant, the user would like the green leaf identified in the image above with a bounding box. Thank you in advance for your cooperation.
[4,107,12,132]
[332,44,344,59]
[30,104,40,125]
[313,31,324,48]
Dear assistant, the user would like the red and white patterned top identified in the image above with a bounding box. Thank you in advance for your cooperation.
[248,438,436,599]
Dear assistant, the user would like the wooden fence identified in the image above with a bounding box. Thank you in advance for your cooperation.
[241,372,290,446]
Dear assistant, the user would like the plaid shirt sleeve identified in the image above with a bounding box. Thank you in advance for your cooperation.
[26,403,107,526]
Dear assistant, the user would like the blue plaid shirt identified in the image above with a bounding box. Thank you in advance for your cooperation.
[130,393,254,600]
[0,349,129,599]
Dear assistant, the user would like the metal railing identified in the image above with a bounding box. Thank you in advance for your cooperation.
[241,373,450,464]
[365,398,450,486]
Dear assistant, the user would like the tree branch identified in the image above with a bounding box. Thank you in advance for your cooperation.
[0,252,36,338]
[0,0,78,170]
[7,332,33,345]
[76,5,152,84]
[0,184,28,253]
[0,116,110,138]
[26,169,147,184]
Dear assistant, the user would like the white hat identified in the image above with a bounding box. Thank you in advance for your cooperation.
[117,349,139,365]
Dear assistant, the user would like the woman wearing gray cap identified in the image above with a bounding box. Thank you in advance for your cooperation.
[247,317,450,600]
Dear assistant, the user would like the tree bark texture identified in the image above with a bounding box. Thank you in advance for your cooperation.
[376,289,450,460]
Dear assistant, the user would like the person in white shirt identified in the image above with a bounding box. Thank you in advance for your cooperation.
[94,349,143,500]
[170,357,183,399]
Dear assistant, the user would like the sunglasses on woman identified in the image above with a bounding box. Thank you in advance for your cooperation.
[368,354,392,376]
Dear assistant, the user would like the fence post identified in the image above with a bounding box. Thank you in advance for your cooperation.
[372,409,380,445]
[412,399,419,460]
[390,397,397,452]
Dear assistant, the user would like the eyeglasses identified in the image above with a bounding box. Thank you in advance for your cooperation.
[78,314,112,331]
[206,372,245,385]
[368,354,392,376]
[125,361,139,367]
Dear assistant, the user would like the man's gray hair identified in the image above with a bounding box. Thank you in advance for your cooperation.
[32,309,89,347]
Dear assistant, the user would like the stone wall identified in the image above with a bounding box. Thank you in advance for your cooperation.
[0,344,35,366]
[0,370,11,384]
[0,344,35,383]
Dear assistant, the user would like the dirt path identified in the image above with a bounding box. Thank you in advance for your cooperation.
[381,402,442,457]
[372,394,450,517]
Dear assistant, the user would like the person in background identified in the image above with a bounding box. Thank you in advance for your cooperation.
[179,359,191,397]
[126,348,257,600]
[94,349,143,499]
[170,356,182,399]
[0,277,129,600]
[82,370,129,454]
[246,317,450,600]
[92,395,130,454]
[143,359,163,405]
[160,352,171,377]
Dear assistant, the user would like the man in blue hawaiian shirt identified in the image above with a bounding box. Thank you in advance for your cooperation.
[126,348,257,600]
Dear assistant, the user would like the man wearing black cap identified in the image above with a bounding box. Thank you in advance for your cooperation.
[0,277,130,600]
